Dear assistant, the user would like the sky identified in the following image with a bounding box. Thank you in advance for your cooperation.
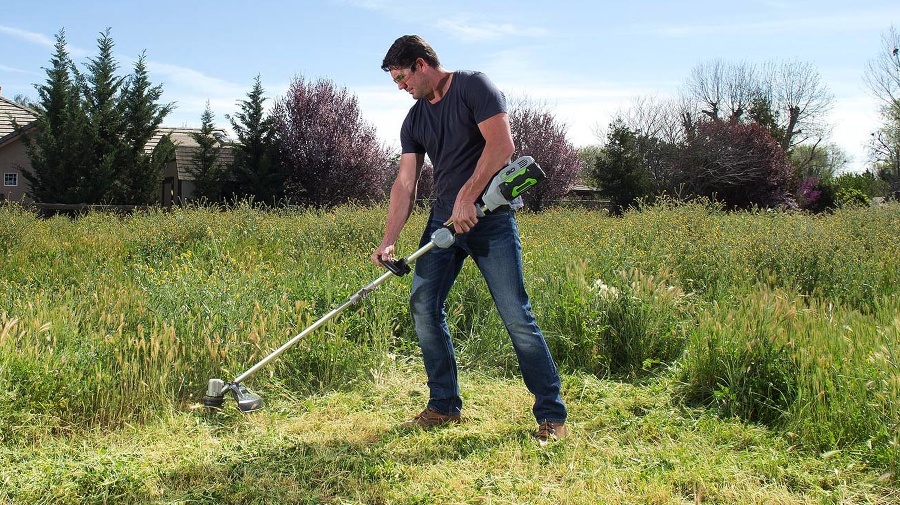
[1,0,898,173]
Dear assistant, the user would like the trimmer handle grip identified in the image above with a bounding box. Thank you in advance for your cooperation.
[380,257,411,276]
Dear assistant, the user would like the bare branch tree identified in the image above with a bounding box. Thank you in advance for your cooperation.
[685,59,725,120]
[762,59,833,152]
[863,25,900,188]
[620,95,684,145]
[684,59,832,153]
[685,59,759,123]
[863,25,900,116]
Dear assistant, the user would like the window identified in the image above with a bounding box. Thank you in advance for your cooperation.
[3,173,17,187]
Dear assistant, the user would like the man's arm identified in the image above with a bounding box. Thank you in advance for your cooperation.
[371,152,425,265]
[448,112,516,233]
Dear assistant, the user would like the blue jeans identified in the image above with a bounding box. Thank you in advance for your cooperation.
[409,209,567,424]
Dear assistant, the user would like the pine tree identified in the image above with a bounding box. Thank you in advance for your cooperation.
[188,102,226,202]
[81,28,126,203]
[19,29,88,203]
[20,29,174,205]
[591,119,653,215]
[115,52,174,204]
[227,76,283,204]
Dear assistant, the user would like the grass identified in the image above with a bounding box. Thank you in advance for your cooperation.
[1,200,899,503]
[3,367,896,504]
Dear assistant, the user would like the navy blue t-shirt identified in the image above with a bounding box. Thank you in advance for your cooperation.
[400,70,507,221]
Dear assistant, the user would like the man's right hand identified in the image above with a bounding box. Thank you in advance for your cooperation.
[371,244,396,266]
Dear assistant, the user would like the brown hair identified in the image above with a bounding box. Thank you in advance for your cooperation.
[381,35,441,72]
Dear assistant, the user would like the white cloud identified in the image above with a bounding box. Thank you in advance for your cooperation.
[148,61,245,97]
[436,17,550,43]
[0,24,55,47]
[0,64,39,76]
[829,95,880,172]
[634,9,898,39]
[144,60,249,126]
[354,86,413,149]
[0,24,91,57]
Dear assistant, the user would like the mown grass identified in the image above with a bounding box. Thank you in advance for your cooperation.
[0,200,898,503]
[2,370,895,504]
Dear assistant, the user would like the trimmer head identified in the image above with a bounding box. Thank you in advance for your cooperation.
[203,378,264,413]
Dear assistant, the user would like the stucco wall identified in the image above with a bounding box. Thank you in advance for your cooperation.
[0,138,33,204]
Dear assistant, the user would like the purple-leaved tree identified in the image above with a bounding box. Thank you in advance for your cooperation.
[508,97,580,211]
[272,75,392,207]
[673,120,798,209]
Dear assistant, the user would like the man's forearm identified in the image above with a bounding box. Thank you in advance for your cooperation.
[380,181,416,247]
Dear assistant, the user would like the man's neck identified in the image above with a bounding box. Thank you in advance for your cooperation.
[428,69,454,104]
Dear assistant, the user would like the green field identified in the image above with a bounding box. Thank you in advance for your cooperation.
[1,201,898,504]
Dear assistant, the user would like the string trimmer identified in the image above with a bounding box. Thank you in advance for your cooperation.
[202,155,546,412]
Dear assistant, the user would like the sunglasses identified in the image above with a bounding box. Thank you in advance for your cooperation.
[392,64,417,85]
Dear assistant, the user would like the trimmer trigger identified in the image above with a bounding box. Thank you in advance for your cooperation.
[380,257,411,276]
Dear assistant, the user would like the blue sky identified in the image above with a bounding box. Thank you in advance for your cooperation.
[2,0,898,172]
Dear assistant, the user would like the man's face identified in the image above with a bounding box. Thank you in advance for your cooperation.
[389,62,421,99]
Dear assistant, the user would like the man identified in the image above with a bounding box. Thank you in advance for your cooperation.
[371,35,567,444]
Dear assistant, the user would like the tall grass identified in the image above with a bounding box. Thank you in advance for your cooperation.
[0,200,898,477]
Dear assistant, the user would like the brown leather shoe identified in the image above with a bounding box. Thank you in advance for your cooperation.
[401,408,462,429]
[534,420,567,446]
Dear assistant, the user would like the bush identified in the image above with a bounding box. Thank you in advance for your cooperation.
[595,268,694,376]
[836,187,870,208]
[833,171,891,199]
[508,97,581,211]
[272,75,392,207]
[797,176,836,212]
[671,120,798,209]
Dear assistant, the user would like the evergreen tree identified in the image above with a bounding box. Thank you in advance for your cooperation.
[20,28,173,205]
[188,102,226,201]
[18,29,88,203]
[227,76,283,204]
[590,119,653,215]
[81,28,127,203]
[115,52,174,204]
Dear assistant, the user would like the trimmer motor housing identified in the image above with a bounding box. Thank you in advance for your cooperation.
[480,156,546,212]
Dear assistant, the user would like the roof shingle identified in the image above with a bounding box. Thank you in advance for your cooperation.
[0,96,39,142]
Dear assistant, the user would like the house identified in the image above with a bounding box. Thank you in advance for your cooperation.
[565,184,609,210]
[150,127,234,206]
[0,90,233,206]
[0,94,39,204]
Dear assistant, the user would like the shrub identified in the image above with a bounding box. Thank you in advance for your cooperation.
[508,97,580,211]
[542,262,694,377]
[596,268,694,376]
[797,176,836,212]
[836,187,870,208]
[671,120,798,209]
